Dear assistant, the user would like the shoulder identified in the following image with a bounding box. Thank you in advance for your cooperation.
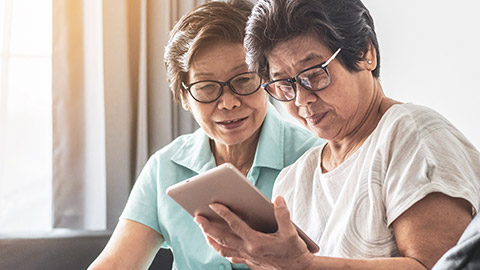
[377,103,476,151]
[380,103,456,135]
[372,103,480,174]
[376,104,480,222]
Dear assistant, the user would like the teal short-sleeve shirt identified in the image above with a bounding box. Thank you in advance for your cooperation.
[120,104,323,269]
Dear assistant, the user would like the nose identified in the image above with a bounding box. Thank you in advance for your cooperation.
[294,84,317,107]
[217,85,241,110]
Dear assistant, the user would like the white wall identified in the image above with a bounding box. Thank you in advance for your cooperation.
[363,0,480,150]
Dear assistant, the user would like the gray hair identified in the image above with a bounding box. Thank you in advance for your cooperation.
[164,0,254,103]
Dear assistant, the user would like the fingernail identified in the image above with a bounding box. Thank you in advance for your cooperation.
[209,204,220,212]
[275,196,286,207]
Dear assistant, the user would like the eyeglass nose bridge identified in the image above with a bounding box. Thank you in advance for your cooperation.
[287,78,298,92]
[286,76,317,101]
[216,81,239,99]
[291,75,322,93]
[218,80,241,95]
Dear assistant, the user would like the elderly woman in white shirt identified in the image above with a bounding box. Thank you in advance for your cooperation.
[195,0,480,269]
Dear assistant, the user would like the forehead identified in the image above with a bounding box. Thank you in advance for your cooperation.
[267,35,331,76]
[189,42,247,77]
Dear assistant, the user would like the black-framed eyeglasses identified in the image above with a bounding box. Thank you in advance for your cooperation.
[182,72,262,103]
[262,48,342,102]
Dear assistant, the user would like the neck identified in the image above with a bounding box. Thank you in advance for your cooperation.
[322,80,399,172]
[211,129,261,176]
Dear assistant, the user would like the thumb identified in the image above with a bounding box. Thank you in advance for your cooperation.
[273,196,294,233]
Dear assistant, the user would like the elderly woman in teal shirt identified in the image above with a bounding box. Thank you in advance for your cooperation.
[88,1,322,269]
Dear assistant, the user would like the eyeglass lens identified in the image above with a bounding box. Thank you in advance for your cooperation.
[264,67,329,101]
[189,72,261,103]
[264,48,341,102]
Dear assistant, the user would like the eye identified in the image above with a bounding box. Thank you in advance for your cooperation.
[189,81,221,102]
[278,85,293,94]
[298,68,328,89]
[195,83,217,92]
[264,80,295,101]
[232,74,254,85]
[269,81,293,93]
[276,80,291,87]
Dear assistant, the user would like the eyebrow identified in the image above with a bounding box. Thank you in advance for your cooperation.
[299,52,325,65]
[271,52,326,78]
[230,63,249,73]
[192,63,248,79]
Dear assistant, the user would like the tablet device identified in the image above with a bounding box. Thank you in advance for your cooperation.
[166,163,319,253]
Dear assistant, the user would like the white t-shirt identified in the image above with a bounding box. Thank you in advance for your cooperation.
[273,103,480,258]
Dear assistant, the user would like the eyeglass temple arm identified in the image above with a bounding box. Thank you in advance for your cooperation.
[322,48,342,68]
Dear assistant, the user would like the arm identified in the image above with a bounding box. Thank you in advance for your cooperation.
[196,193,472,270]
[88,219,164,270]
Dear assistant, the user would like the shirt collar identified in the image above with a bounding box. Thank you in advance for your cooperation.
[170,103,285,174]
[170,129,217,174]
[250,103,284,171]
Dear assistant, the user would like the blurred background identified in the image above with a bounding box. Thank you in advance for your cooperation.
[0,0,479,269]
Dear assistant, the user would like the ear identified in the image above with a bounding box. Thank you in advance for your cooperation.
[180,93,190,111]
[361,42,377,71]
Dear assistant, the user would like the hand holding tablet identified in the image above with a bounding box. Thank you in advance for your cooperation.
[166,163,319,253]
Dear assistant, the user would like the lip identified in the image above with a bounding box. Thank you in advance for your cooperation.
[305,112,328,125]
[216,116,249,130]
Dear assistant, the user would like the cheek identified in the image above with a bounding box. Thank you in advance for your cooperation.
[189,104,214,124]
[254,90,268,101]
[246,91,268,111]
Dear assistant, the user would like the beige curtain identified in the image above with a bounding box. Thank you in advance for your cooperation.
[52,0,203,231]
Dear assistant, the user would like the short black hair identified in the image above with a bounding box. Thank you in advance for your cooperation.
[245,0,380,79]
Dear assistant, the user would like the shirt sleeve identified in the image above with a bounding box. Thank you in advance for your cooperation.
[120,154,164,239]
[383,108,480,226]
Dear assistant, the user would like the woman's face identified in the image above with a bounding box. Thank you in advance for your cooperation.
[267,35,374,141]
[182,42,268,146]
